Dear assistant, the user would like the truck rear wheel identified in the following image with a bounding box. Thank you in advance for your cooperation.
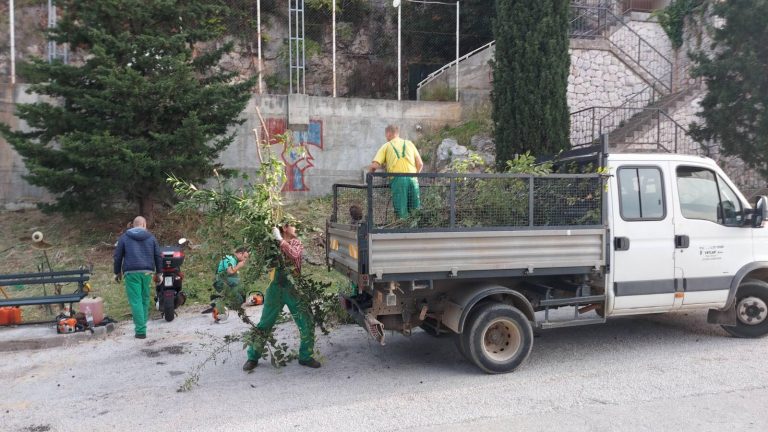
[463,302,533,374]
[723,279,768,338]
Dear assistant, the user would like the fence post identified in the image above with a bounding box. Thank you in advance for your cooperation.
[674,126,678,153]
[332,185,338,222]
[366,173,374,230]
[10,0,15,85]
[591,108,596,142]
[449,178,456,227]
[528,176,534,227]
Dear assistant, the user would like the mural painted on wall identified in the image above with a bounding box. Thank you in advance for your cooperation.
[263,118,324,192]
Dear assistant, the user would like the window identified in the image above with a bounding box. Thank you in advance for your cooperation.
[676,166,744,226]
[618,167,665,220]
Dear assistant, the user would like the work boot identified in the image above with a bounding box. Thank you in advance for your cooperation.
[242,359,259,371]
[298,358,321,369]
[135,334,146,339]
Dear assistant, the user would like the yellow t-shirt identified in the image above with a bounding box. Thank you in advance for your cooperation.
[372,138,420,174]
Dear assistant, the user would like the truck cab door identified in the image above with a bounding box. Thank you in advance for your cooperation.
[672,164,752,307]
[610,164,677,313]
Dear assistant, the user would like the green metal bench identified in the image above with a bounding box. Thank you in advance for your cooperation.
[0,269,90,308]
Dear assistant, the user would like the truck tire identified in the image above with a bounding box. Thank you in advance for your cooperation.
[454,333,470,361]
[723,279,768,338]
[464,302,533,374]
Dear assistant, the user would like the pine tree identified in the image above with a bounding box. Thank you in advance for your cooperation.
[689,0,768,176]
[0,0,255,221]
[492,0,570,170]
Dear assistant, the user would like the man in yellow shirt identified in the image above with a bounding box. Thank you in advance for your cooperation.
[368,125,424,219]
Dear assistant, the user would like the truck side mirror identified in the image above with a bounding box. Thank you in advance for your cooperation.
[753,196,768,227]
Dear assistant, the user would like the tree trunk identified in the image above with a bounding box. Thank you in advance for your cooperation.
[139,194,155,228]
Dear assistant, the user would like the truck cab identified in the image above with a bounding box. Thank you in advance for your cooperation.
[326,151,768,374]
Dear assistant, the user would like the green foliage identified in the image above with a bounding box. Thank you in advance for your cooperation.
[306,0,368,14]
[415,111,493,170]
[400,152,557,229]
[689,0,768,177]
[654,0,708,50]
[420,84,456,102]
[170,132,347,381]
[492,0,570,169]
[402,0,494,65]
[0,0,255,219]
[277,38,323,62]
[450,153,485,173]
[265,73,290,93]
[505,151,553,175]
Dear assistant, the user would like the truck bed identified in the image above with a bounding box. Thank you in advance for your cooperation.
[329,225,605,280]
[327,172,608,283]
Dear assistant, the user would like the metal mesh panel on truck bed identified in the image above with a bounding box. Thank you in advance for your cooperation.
[331,173,606,233]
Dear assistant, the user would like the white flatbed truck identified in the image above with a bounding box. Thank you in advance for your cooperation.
[326,148,768,373]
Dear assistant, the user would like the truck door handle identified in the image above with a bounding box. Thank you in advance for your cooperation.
[614,237,630,251]
[675,235,690,248]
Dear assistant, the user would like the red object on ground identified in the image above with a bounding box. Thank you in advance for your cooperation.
[0,306,22,325]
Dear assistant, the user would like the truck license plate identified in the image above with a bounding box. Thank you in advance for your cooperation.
[164,276,173,287]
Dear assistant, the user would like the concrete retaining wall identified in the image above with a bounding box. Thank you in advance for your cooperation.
[0,87,462,208]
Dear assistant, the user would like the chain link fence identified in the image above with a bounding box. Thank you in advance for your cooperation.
[1,1,490,100]
[0,1,70,84]
[332,173,605,232]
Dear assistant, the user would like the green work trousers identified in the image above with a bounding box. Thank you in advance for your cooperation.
[391,176,420,219]
[213,275,244,313]
[125,272,152,336]
[247,269,315,362]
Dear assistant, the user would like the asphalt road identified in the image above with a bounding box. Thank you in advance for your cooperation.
[3,307,768,432]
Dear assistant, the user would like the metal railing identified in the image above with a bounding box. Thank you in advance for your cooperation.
[332,173,606,233]
[570,106,710,156]
[416,3,672,100]
[570,5,673,93]
[415,40,495,100]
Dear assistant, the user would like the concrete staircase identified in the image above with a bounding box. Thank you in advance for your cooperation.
[608,83,703,148]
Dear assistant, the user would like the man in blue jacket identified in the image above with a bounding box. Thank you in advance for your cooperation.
[114,216,162,339]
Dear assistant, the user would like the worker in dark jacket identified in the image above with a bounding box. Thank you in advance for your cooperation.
[113,216,162,339]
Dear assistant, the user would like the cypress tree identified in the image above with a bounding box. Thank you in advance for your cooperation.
[492,0,570,170]
[0,0,255,221]
[689,0,768,176]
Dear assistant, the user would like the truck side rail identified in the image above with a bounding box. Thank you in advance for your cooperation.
[332,172,607,234]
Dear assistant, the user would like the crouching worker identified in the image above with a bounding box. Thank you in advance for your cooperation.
[209,247,249,322]
[243,223,320,371]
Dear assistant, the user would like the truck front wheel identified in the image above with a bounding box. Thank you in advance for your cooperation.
[723,279,768,338]
[463,302,533,374]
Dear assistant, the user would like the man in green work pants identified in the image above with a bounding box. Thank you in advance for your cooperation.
[113,216,162,339]
[243,224,319,370]
[369,125,424,219]
[209,247,249,322]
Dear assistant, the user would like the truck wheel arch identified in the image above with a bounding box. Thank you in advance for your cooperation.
[723,262,768,310]
[443,285,535,334]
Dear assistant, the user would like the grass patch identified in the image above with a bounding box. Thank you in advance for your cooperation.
[420,84,456,102]
[414,107,493,170]
[0,197,348,323]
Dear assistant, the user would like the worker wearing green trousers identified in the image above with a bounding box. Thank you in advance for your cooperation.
[245,267,315,362]
[389,175,421,219]
[125,272,153,336]
[113,216,162,339]
[243,223,320,370]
